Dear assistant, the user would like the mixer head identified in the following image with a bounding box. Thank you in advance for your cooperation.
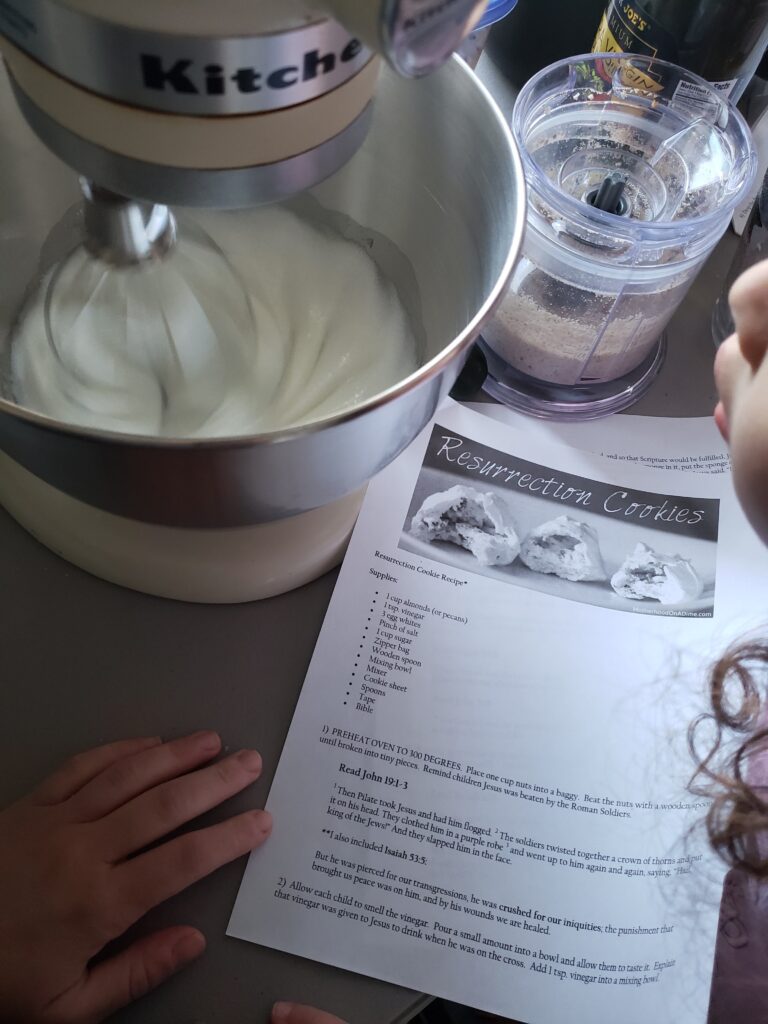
[0,0,488,208]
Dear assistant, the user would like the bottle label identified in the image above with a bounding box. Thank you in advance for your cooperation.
[669,77,723,120]
[594,1,679,91]
[593,2,745,98]
[710,79,739,98]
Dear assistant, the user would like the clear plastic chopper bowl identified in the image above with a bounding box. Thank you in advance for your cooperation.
[481,52,757,419]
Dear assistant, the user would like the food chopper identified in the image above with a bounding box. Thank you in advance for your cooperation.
[0,1,526,602]
[480,52,756,419]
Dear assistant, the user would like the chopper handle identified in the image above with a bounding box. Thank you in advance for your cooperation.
[316,0,489,77]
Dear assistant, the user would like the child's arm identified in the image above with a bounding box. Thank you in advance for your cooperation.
[0,730,270,1023]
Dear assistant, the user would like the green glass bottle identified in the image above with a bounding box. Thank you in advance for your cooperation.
[593,0,768,99]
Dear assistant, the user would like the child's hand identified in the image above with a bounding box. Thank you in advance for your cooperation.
[0,731,271,1024]
[715,260,768,543]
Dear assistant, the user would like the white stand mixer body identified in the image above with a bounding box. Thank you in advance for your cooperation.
[0,450,364,603]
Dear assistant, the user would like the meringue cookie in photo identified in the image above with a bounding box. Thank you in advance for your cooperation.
[610,542,703,605]
[410,485,520,567]
[520,515,607,582]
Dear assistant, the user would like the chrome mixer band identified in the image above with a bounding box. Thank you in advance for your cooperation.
[0,1,372,115]
[8,79,375,207]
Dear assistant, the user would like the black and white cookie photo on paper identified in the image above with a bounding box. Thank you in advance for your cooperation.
[398,426,719,618]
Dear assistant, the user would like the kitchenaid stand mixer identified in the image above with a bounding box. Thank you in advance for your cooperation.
[0,0,526,602]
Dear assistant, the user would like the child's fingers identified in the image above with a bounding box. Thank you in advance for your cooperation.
[100,749,263,860]
[729,260,768,371]
[54,927,205,1024]
[69,731,222,821]
[115,810,272,926]
[30,737,162,806]
[714,333,748,425]
[714,400,729,442]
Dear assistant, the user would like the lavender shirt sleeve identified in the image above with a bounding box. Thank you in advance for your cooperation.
[708,869,768,1023]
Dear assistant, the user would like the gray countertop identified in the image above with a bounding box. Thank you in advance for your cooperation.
[0,507,429,1024]
[0,51,734,1024]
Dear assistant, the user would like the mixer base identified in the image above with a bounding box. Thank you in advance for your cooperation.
[0,452,364,603]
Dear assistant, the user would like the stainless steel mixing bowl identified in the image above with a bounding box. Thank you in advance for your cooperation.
[0,57,525,528]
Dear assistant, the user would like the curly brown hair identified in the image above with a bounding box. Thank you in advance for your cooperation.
[689,638,768,877]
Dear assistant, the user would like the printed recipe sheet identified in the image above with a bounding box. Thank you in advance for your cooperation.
[230,401,768,1024]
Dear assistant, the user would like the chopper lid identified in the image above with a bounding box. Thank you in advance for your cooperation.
[475,0,519,30]
[513,53,757,259]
